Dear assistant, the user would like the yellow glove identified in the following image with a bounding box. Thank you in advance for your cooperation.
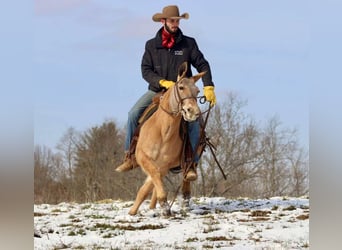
[159,79,175,89]
[203,86,216,107]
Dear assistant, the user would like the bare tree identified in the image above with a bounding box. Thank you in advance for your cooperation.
[195,93,264,197]
[54,127,81,201]
[258,116,308,197]
[34,145,66,203]
[73,120,146,202]
[192,93,308,199]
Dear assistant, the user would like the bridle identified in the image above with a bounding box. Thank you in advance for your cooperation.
[159,79,199,117]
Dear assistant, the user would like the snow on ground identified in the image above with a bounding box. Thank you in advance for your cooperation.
[34,196,309,249]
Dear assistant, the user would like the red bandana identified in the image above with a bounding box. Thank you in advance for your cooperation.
[161,29,175,49]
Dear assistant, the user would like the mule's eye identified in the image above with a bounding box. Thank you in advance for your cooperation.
[179,86,184,90]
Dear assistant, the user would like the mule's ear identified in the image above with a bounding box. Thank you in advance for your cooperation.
[192,71,206,84]
[177,62,188,81]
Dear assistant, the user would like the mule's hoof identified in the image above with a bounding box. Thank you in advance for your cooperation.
[184,169,197,181]
[182,198,190,209]
[128,209,137,216]
[160,201,171,216]
[162,208,171,217]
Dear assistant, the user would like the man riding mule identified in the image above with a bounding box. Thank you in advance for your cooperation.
[116,5,216,183]
[127,62,206,215]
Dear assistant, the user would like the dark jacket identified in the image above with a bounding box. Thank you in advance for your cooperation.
[141,27,214,92]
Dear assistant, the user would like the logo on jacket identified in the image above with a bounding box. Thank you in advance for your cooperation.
[174,50,183,56]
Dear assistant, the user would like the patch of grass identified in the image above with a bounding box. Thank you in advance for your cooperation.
[202,244,214,249]
[206,236,234,241]
[95,199,113,204]
[59,223,73,227]
[283,205,296,211]
[287,217,297,223]
[296,214,309,220]
[67,229,86,236]
[203,224,220,233]
[51,208,63,213]
[185,237,199,242]
[72,246,85,249]
[214,208,227,214]
[34,212,47,217]
[94,223,164,231]
[252,217,270,222]
[239,208,250,213]
[250,210,271,217]
[301,242,309,248]
[81,204,92,210]
[102,231,124,238]
[85,214,110,219]
[68,231,76,236]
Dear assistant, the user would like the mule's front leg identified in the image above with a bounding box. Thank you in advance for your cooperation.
[150,173,171,216]
[150,187,170,215]
[148,187,170,216]
[129,177,154,215]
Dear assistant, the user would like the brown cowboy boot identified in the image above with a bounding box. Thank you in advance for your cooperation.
[115,152,135,172]
[184,163,198,181]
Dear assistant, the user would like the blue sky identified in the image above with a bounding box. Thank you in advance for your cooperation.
[34,0,310,149]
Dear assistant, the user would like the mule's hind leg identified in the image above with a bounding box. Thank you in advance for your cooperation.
[129,177,154,215]
[149,188,157,209]
[182,180,191,208]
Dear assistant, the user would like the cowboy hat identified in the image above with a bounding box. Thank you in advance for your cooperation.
[152,5,189,22]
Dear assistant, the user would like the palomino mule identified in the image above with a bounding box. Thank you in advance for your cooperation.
[128,62,205,216]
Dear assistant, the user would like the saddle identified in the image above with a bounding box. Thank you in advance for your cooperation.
[127,91,207,173]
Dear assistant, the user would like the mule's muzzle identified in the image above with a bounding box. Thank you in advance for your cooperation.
[181,106,200,122]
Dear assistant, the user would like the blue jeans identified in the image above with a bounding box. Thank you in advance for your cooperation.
[125,90,156,151]
[125,90,200,163]
[187,121,200,163]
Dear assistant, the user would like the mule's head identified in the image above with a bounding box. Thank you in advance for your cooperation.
[174,62,206,122]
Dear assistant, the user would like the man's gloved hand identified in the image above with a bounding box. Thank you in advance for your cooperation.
[159,79,175,89]
[203,86,216,107]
